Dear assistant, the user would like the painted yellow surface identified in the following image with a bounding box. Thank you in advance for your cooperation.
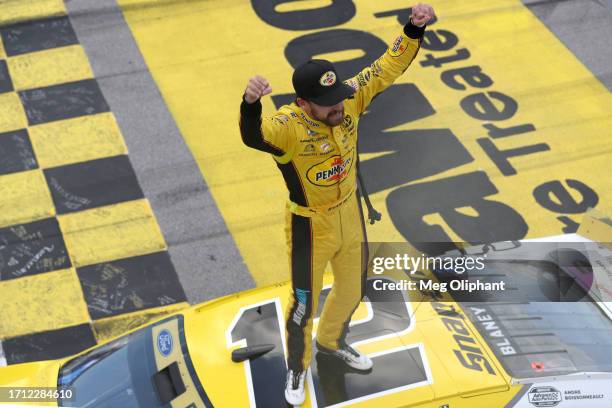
[58,199,167,267]
[29,112,128,169]
[7,44,93,91]
[0,92,28,133]
[119,0,612,286]
[0,6,185,357]
[0,268,89,339]
[0,169,55,228]
[0,0,65,26]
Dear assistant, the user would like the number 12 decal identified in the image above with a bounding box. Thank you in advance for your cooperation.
[226,278,432,407]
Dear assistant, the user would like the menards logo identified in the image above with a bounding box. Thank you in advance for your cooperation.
[307,149,354,186]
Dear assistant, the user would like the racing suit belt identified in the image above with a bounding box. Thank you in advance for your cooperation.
[288,185,356,217]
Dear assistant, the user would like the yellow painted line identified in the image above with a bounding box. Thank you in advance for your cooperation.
[0,37,5,59]
[119,0,612,286]
[6,44,94,91]
[58,199,167,268]
[0,268,89,339]
[0,92,28,133]
[0,0,65,27]
[92,302,188,343]
[0,170,55,228]
[29,112,128,169]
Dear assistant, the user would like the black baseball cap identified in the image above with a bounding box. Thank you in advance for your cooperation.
[292,59,355,107]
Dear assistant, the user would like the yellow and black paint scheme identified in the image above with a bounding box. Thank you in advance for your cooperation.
[0,2,187,364]
[116,0,612,289]
[2,0,611,400]
[3,212,610,407]
[240,22,423,210]
[238,21,425,375]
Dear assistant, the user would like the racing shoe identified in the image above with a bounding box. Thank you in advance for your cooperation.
[316,342,373,371]
[285,369,306,406]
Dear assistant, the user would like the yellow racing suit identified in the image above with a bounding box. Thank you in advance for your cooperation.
[239,22,424,372]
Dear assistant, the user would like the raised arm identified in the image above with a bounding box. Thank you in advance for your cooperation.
[346,3,435,115]
[239,75,294,156]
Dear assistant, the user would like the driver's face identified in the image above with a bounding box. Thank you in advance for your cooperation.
[308,100,344,127]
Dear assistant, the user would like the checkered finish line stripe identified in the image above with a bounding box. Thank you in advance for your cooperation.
[0,10,188,365]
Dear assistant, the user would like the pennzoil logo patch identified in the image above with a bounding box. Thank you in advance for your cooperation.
[306,149,354,186]
[320,71,337,86]
[389,35,408,57]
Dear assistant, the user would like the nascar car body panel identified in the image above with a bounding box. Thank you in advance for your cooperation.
[189,277,515,407]
[0,361,62,407]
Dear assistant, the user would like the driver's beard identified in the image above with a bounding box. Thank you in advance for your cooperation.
[315,108,344,127]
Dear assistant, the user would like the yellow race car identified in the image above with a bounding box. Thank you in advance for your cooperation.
[2,213,612,408]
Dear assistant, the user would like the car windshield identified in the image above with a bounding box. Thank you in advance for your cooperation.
[459,259,612,379]
[58,328,161,407]
[58,315,211,407]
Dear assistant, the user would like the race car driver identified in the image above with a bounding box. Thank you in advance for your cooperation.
[239,4,434,405]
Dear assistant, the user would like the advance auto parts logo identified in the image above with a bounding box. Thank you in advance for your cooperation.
[307,149,354,187]
[528,386,562,407]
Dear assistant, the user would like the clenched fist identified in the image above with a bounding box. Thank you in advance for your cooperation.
[244,75,273,104]
[411,3,435,27]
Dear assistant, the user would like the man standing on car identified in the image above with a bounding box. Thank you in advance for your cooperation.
[239,4,434,405]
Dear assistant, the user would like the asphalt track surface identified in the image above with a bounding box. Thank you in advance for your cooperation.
[64,0,254,304]
[525,0,612,90]
[0,0,610,365]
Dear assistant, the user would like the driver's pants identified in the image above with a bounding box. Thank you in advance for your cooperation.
[284,194,367,372]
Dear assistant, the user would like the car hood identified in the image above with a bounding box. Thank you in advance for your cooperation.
[183,275,511,407]
[0,360,62,387]
[0,359,63,406]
